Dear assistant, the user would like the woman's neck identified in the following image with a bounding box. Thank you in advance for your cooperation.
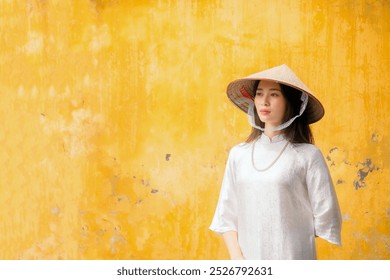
[263,130,283,139]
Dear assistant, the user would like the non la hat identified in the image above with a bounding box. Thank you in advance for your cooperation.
[226,64,325,125]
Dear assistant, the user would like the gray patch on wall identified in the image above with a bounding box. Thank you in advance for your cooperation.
[326,147,338,167]
[353,159,380,190]
[371,132,379,143]
[327,147,352,167]
[336,179,345,185]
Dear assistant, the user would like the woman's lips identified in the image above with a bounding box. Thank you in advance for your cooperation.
[259,110,270,115]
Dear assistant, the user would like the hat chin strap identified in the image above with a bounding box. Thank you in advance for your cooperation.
[247,92,308,132]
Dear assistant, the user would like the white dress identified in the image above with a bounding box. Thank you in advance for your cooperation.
[209,134,342,260]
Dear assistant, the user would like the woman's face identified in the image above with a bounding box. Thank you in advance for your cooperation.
[254,80,287,129]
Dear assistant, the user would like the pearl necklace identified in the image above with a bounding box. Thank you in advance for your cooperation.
[251,137,289,172]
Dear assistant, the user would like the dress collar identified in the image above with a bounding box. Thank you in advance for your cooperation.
[259,133,286,144]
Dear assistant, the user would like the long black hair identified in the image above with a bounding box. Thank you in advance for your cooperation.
[246,81,314,144]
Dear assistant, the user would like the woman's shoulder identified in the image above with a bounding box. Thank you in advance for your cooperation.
[230,142,251,152]
[290,143,325,159]
[227,142,251,158]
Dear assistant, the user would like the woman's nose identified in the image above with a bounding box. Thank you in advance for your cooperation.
[261,95,270,106]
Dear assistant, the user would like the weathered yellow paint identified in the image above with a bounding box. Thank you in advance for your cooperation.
[0,0,389,260]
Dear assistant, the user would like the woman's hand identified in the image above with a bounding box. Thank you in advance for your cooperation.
[222,231,245,260]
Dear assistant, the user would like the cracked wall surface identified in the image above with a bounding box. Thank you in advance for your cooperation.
[0,0,389,259]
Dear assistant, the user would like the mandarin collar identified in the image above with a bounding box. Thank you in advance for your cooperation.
[259,133,286,144]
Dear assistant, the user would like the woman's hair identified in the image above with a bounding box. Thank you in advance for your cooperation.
[246,81,314,144]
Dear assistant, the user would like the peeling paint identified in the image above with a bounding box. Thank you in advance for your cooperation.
[353,159,380,190]
[327,147,353,167]
[40,108,104,157]
[327,146,382,191]
[135,199,143,206]
[342,213,351,221]
[371,132,381,143]
[326,147,339,167]
[141,179,150,187]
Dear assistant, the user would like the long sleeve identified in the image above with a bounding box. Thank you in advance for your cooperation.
[209,147,239,234]
[306,148,342,245]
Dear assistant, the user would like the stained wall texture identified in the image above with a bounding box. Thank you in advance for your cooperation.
[0,0,389,259]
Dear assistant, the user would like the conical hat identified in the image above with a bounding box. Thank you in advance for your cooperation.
[226,64,324,124]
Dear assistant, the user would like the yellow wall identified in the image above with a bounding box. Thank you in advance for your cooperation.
[0,0,389,260]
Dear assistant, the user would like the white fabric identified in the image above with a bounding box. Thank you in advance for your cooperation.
[209,134,342,260]
[247,91,309,132]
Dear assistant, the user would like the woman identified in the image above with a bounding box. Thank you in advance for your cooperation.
[209,64,342,260]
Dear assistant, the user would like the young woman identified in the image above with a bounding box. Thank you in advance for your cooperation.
[209,64,342,260]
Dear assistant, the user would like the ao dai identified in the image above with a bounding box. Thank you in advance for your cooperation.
[209,134,342,260]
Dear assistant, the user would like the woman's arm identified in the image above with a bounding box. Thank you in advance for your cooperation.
[306,148,342,245]
[222,231,245,260]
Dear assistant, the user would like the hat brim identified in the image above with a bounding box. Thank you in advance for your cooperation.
[226,65,325,124]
